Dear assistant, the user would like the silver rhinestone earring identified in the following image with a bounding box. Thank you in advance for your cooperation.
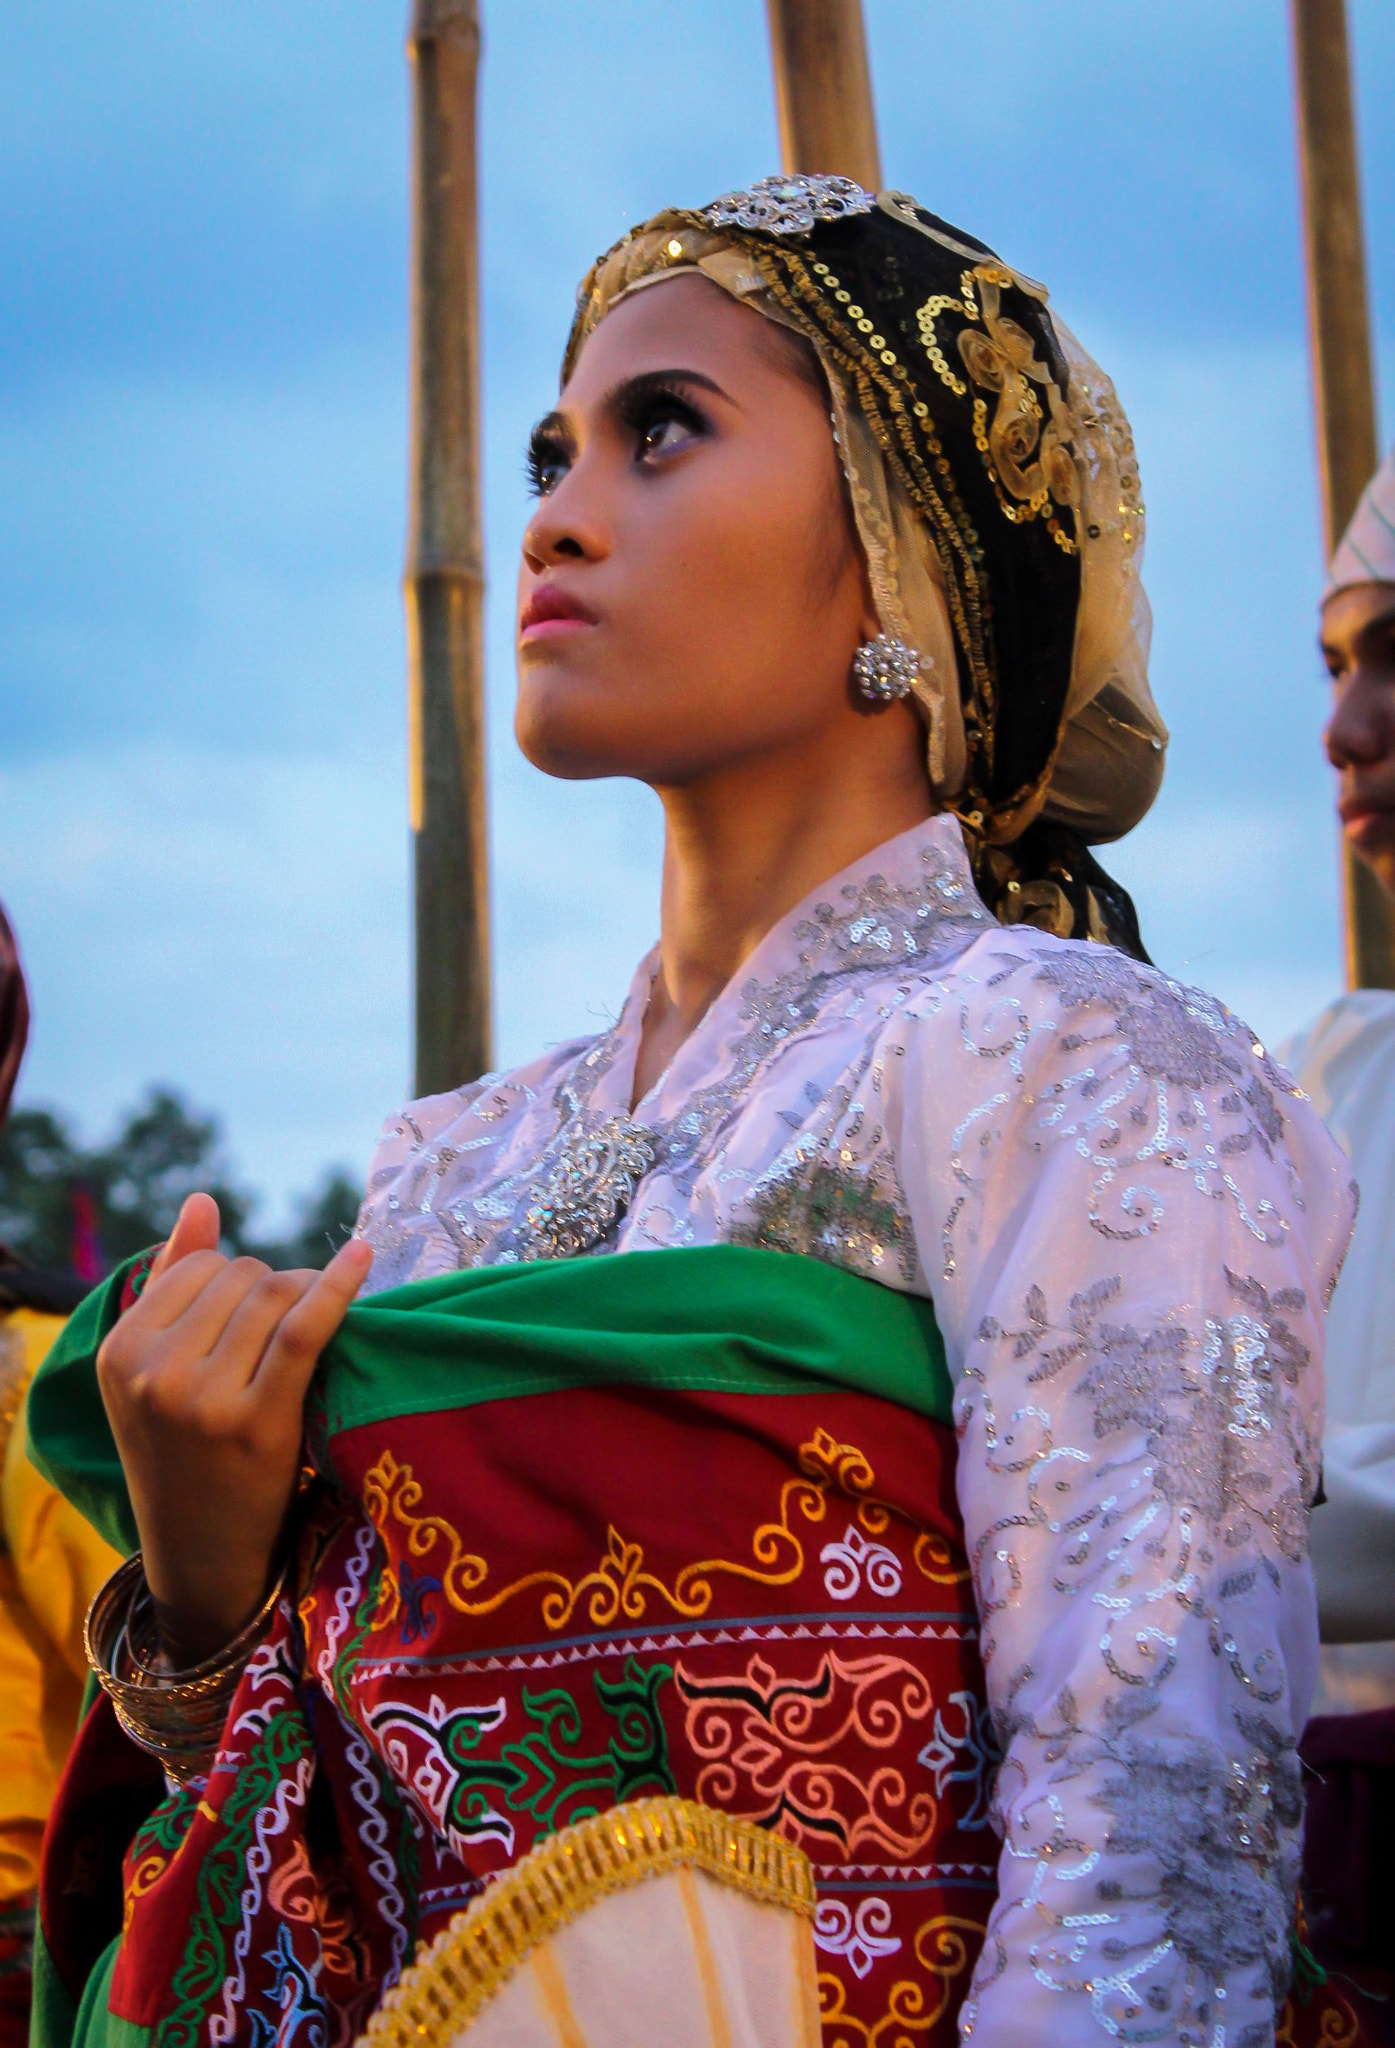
[852,634,920,705]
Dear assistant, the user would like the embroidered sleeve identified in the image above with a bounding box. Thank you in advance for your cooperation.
[894,937,1355,2048]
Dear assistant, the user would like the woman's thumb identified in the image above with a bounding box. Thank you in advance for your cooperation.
[147,1192,222,1280]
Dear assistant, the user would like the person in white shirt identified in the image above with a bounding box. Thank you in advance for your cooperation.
[1282,442,1395,2040]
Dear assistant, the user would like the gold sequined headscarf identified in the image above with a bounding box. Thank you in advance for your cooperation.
[565,176,1167,956]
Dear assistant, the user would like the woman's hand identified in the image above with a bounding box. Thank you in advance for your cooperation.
[96,1191,373,1663]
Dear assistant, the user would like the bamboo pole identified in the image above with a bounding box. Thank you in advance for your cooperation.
[1291,0,1395,989]
[406,0,492,1094]
[765,0,882,190]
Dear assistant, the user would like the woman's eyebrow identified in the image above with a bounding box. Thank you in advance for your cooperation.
[1321,597,1395,663]
[601,367,737,412]
[539,368,737,444]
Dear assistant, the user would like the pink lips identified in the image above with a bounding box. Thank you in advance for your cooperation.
[519,583,597,641]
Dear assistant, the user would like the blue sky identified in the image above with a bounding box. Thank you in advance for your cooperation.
[2,3,1392,1228]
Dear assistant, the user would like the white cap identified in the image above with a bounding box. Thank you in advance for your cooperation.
[1327,444,1395,599]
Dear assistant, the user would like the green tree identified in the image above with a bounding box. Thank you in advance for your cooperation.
[0,1108,85,1272]
[0,1089,358,1278]
[88,1088,251,1267]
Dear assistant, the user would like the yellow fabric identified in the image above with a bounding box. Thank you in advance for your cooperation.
[0,1309,121,1904]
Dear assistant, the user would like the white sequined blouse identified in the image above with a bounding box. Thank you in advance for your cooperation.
[356,815,1354,2048]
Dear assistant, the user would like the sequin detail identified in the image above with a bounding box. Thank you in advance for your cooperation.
[728,1144,916,1283]
[977,1267,1317,1560]
[936,942,1312,1287]
[965,1698,1303,2043]
[957,1257,1321,2043]
[517,1113,658,1261]
[700,172,873,238]
[1035,944,1287,1108]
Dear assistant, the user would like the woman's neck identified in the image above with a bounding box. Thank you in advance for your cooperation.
[630,733,933,1105]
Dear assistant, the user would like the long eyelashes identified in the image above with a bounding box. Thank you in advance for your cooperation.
[525,426,571,498]
[614,381,708,448]
[524,381,710,497]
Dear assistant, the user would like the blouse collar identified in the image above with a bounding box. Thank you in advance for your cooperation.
[586,813,994,1122]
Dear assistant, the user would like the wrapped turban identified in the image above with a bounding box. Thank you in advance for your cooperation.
[1327,443,1395,598]
[566,175,1168,956]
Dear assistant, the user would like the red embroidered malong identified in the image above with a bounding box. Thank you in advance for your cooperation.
[32,1244,995,2048]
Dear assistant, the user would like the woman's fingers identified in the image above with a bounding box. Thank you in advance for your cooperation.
[125,1248,231,1332]
[249,1239,373,1407]
[134,1249,272,1349]
[147,1193,222,1284]
[98,1255,267,1405]
[160,1255,313,1380]
[104,1237,371,1423]
[203,1266,321,1392]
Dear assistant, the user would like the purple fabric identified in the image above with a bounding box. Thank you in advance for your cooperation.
[0,903,29,1131]
[1301,1705,1395,2045]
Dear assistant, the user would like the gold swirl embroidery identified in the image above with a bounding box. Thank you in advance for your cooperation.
[364,1447,821,1634]
[122,1853,167,1933]
[942,265,1079,555]
[818,1913,984,2046]
[913,1529,971,1586]
[1275,1990,1361,2047]
[800,1428,970,1587]
[364,1428,967,1634]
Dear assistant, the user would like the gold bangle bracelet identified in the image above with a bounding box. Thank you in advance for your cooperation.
[84,1552,288,1782]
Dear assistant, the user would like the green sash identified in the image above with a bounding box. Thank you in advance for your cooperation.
[29,1244,952,1556]
[27,1243,958,2048]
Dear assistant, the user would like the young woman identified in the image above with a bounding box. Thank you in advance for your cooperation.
[32,178,1354,2048]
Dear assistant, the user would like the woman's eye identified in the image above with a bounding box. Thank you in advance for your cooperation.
[638,412,690,459]
[525,438,570,497]
[633,398,704,465]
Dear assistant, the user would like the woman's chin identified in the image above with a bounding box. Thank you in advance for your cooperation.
[514,693,642,782]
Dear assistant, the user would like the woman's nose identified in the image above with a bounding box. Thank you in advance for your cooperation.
[522,474,608,574]
[521,522,584,571]
[1325,668,1393,770]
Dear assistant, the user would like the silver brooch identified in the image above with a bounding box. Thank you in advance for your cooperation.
[518,1113,658,1261]
[700,174,873,238]
[852,634,921,704]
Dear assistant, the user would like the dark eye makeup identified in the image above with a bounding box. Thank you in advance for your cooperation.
[613,378,709,462]
[524,375,713,497]
[524,423,571,498]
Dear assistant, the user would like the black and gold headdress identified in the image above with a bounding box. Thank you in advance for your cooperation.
[566,175,1166,956]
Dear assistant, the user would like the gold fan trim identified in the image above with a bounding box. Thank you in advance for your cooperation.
[356,1796,817,2048]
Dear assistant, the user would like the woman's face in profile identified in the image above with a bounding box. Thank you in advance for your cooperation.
[514,272,881,787]
[1323,580,1395,895]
